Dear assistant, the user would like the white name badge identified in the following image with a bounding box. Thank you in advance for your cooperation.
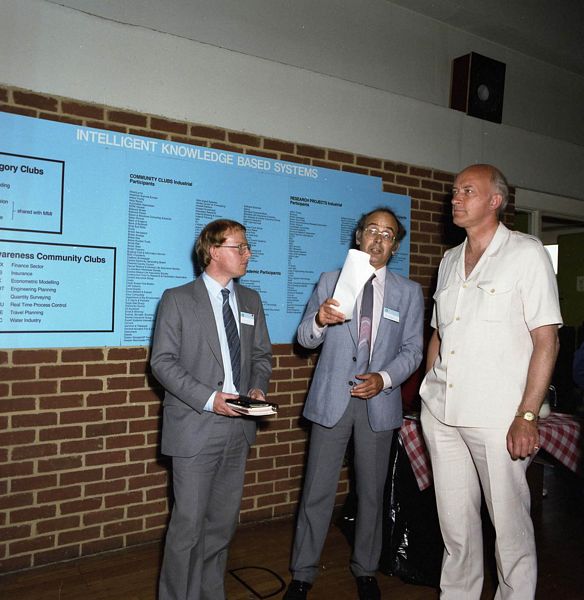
[383,307,400,322]
[240,312,255,326]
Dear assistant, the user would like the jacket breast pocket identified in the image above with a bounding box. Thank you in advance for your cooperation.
[476,281,514,322]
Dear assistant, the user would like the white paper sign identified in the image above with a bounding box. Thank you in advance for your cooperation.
[332,249,375,320]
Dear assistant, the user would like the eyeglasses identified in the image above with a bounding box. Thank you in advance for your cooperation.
[362,226,396,242]
[216,243,252,255]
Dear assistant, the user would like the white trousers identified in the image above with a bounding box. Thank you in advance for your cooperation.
[421,407,536,600]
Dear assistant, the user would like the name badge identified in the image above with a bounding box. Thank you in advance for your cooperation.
[240,312,255,326]
[383,307,400,322]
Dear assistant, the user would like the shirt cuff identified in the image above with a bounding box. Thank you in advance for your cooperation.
[204,392,216,412]
[380,371,392,390]
[312,315,326,337]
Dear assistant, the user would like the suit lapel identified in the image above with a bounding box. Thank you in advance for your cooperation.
[192,278,223,368]
[372,269,402,356]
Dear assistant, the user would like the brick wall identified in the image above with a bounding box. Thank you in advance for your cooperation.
[0,85,514,573]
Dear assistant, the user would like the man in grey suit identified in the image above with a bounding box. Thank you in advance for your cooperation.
[151,219,272,600]
[284,208,424,600]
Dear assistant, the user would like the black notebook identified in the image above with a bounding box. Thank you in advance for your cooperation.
[226,396,278,416]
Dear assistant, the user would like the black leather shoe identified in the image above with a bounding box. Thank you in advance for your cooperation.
[356,576,381,600]
[283,579,312,599]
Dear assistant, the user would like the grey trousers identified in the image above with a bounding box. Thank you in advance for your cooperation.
[290,398,393,583]
[159,417,249,600]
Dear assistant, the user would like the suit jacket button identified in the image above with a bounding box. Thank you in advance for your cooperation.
[352,356,356,362]
[218,380,223,386]
[349,380,354,386]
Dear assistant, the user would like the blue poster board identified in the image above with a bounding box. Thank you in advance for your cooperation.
[0,112,411,347]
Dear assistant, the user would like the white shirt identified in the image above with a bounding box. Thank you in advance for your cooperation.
[312,265,393,389]
[201,272,240,411]
[420,223,562,427]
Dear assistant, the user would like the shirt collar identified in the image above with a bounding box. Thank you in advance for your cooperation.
[202,271,234,298]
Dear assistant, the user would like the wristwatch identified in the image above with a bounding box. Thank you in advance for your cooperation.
[515,410,537,422]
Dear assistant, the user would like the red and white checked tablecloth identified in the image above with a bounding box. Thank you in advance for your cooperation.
[399,412,582,492]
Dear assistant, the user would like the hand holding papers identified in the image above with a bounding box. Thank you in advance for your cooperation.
[332,249,375,320]
[226,396,278,416]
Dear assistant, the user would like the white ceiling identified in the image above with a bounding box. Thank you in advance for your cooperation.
[391,0,584,76]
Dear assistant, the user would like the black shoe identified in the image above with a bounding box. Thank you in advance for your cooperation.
[356,576,381,600]
[283,579,312,599]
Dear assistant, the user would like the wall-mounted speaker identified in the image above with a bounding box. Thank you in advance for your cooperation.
[450,52,506,124]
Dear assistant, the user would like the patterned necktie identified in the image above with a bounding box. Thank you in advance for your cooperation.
[221,288,241,391]
[356,274,375,373]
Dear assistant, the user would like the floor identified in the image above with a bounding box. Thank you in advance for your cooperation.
[1,463,582,600]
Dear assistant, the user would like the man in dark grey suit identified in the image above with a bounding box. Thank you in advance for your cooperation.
[284,208,424,600]
[151,219,272,600]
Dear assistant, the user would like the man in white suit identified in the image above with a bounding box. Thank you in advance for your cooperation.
[284,208,424,600]
[151,219,272,600]
[420,164,562,599]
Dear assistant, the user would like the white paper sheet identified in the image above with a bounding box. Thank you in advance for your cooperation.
[332,249,375,320]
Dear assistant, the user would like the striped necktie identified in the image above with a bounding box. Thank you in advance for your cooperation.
[221,288,241,391]
[356,274,375,373]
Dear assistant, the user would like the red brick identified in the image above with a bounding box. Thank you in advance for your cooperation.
[81,537,124,556]
[129,360,150,375]
[127,499,166,518]
[10,504,56,523]
[106,433,145,449]
[59,408,103,424]
[107,347,147,361]
[327,149,355,163]
[85,479,126,496]
[107,109,146,127]
[227,131,261,147]
[104,491,142,508]
[61,348,104,362]
[86,391,127,407]
[0,87,8,102]
[129,417,159,433]
[13,91,57,111]
[107,376,145,390]
[312,159,340,170]
[39,425,83,441]
[86,421,126,437]
[129,446,159,462]
[0,523,31,541]
[37,515,80,534]
[37,485,82,504]
[85,450,127,466]
[150,116,188,134]
[263,138,294,153]
[85,363,127,376]
[0,104,37,118]
[103,519,143,536]
[129,389,161,403]
[126,527,165,546]
[190,125,226,140]
[37,456,83,473]
[12,350,58,365]
[33,544,80,566]
[146,486,168,501]
[128,472,166,491]
[356,155,382,169]
[60,498,102,515]
[60,378,103,393]
[0,492,34,510]
[39,394,84,410]
[106,405,145,420]
[12,380,58,396]
[12,412,57,428]
[83,507,124,526]
[341,164,368,175]
[60,438,104,454]
[0,366,35,381]
[0,397,36,412]
[0,554,32,571]
[10,534,55,554]
[58,526,101,545]
[0,429,35,446]
[295,144,325,159]
[1,461,34,477]
[38,364,83,378]
[59,468,103,486]
[105,463,144,479]
[61,100,104,119]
